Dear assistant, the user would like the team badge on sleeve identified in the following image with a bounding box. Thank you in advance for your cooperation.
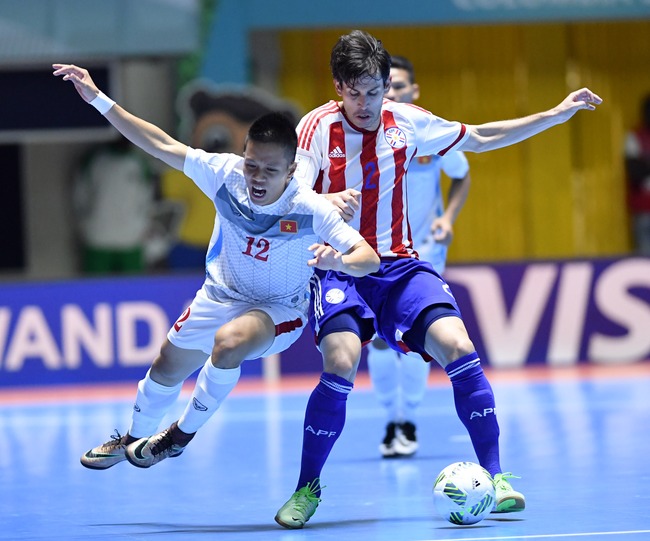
[384,127,406,149]
[280,220,298,233]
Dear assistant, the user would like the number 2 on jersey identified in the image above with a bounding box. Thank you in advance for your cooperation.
[363,161,378,190]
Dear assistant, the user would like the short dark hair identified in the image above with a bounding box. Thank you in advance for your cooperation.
[246,112,298,162]
[330,30,391,87]
[390,55,416,84]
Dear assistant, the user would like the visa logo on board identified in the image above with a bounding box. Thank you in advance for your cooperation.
[445,258,650,367]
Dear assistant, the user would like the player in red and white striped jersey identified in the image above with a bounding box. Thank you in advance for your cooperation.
[276,30,602,528]
[294,91,465,259]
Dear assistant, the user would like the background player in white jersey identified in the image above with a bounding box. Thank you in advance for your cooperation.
[275,30,601,529]
[366,55,472,459]
[53,64,379,470]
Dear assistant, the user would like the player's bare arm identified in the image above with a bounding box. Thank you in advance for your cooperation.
[307,240,379,277]
[460,88,603,153]
[433,172,471,245]
[322,189,361,222]
[52,63,187,171]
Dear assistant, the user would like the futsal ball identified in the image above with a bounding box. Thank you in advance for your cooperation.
[433,461,495,525]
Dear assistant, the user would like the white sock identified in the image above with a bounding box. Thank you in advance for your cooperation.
[366,342,400,423]
[400,352,430,423]
[177,360,241,434]
[128,369,183,438]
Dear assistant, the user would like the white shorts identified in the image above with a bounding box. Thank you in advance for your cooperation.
[167,284,308,358]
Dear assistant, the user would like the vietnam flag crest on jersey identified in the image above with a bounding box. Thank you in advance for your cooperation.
[280,220,298,233]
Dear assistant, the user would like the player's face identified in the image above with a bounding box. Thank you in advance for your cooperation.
[335,73,390,131]
[243,140,296,206]
[385,67,420,104]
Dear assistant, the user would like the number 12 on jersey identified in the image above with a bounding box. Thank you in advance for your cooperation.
[242,236,270,261]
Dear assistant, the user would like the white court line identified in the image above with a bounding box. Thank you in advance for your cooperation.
[417,530,650,541]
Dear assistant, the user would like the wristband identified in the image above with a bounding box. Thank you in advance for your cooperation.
[89,91,116,115]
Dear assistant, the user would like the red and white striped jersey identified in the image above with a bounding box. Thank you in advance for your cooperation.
[294,99,469,258]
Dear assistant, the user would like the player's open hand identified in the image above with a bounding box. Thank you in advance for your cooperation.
[431,217,453,246]
[323,189,361,222]
[307,243,344,271]
[52,64,100,103]
[556,88,603,121]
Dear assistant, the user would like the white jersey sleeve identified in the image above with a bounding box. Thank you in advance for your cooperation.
[440,151,470,179]
[294,101,342,188]
[183,147,241,198]
[402,104,470,157]
[307,190,365,253]
[294,147,319,188]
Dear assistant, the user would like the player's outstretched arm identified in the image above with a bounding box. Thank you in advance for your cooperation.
[308,240,379,277]
[52,63,187,170]
[461,88,603,153]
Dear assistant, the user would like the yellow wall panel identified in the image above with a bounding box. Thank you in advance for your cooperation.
[521,25,575,258]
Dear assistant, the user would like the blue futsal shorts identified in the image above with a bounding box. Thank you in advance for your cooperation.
[309,257,462,359]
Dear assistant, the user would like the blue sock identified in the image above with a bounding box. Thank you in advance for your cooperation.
[445,352,501,476]
[296,372,353,495]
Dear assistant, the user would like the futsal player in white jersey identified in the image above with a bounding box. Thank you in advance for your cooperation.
[366,56,471,459]
[53,63,379,470]
[275,30,602,529]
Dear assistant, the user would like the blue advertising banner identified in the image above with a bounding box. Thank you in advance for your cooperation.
[1,256,648,387]
[445,257,650,367]
[0,273,264,387]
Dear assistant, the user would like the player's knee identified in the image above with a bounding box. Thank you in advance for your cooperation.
[322,350,359,381]
[150,355,186,386]
[212,332,246,369]
[429,333,475,365]
[318,329,362,380]
[446,336,475,363]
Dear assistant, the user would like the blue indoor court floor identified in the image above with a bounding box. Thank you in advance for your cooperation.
[1,363,649,541]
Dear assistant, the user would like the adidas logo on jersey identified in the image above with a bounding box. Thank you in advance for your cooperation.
[328,146,345,158]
